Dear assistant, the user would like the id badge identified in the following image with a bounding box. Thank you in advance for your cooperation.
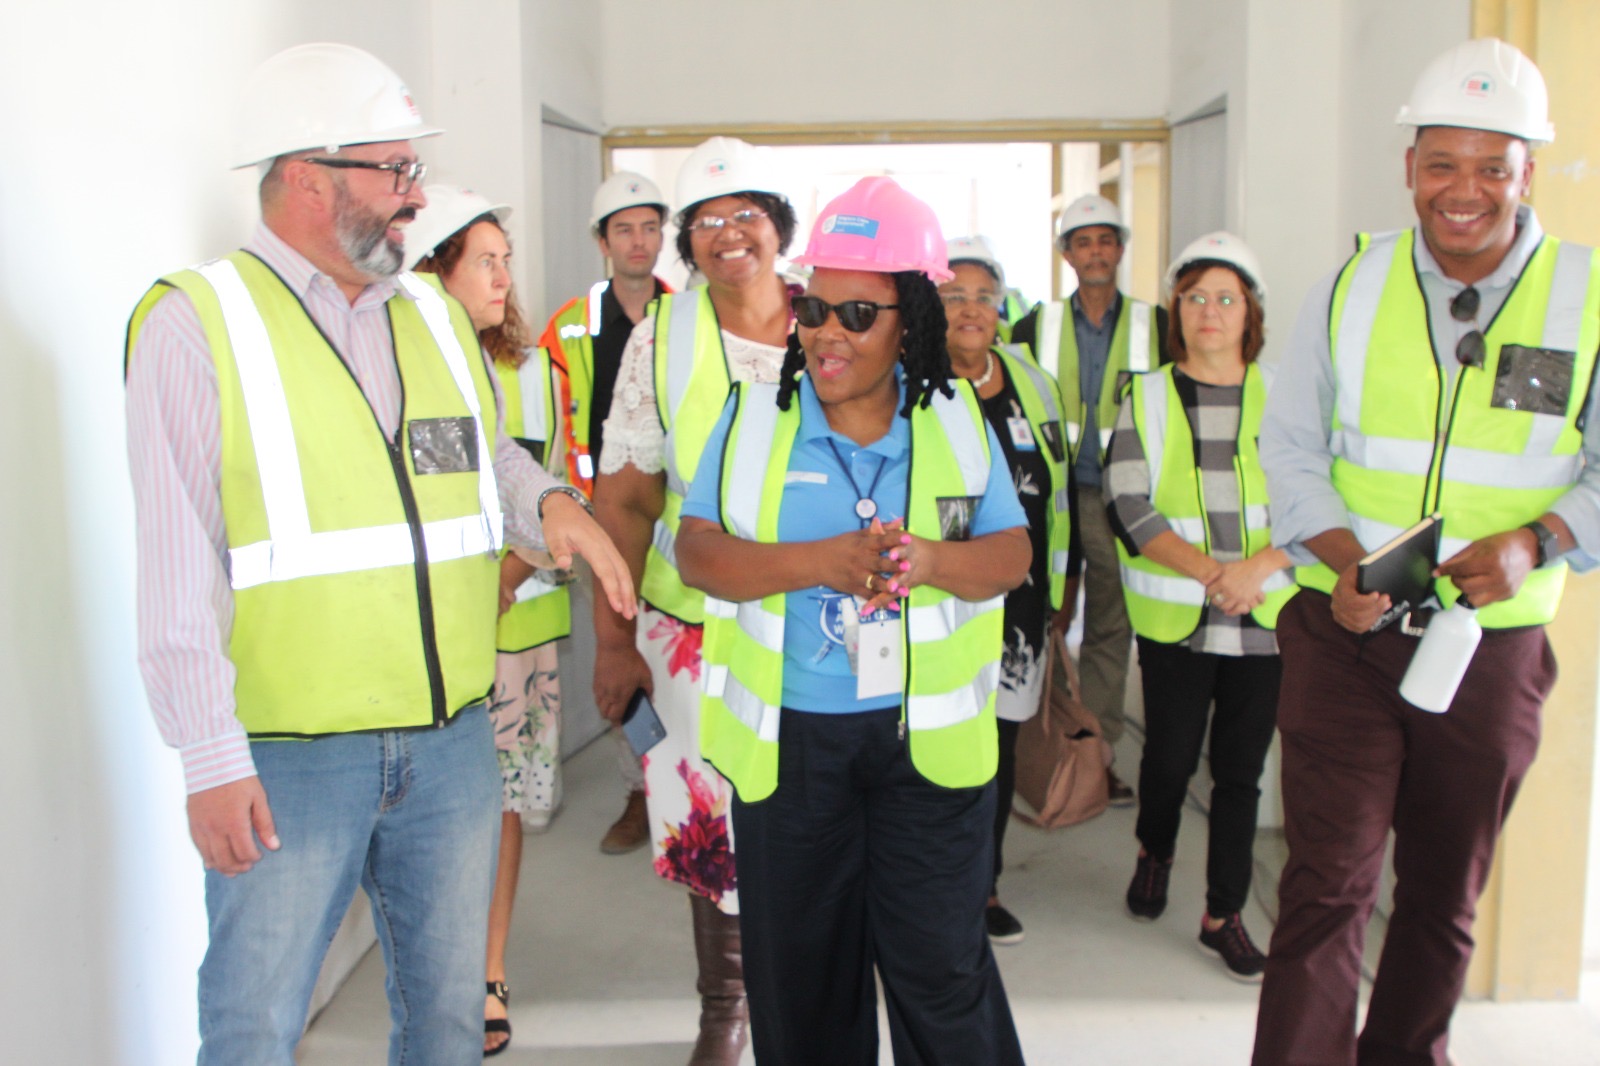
[408,416,479,475]
[856,617,903,700]
[1007,416,1037,450]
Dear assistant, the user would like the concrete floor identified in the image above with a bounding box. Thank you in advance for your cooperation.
[297,733,1600,1065]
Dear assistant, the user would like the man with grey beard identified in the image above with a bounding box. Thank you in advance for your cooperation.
[124,43,635,1064]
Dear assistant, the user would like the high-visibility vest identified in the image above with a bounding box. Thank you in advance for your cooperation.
[126,253,502,736]
[645,287,736,624]
[1300,229,1600,628]
[993,343,1072,609]
[494,348,573,653]
[1116,364,1296,642]
[538,276,673,496]
[1034,294,1160,463]
[698,380,1005,802]
[998,290,1034,343]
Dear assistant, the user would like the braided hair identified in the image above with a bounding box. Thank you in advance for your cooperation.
[777,271,955,415]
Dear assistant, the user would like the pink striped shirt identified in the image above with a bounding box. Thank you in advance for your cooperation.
[126,223,554,794]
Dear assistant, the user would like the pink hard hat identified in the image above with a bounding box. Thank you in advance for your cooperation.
[793,177,953,282]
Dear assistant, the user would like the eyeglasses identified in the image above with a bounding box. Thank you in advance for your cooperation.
[1451,286,1486,368]
[792,295,900,332]
[939,292,1001,309]
[304,157,427,195]
[1180,291,1240,309]
[688,208,768,233]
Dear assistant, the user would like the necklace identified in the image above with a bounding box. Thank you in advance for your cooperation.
[972,350,996,390]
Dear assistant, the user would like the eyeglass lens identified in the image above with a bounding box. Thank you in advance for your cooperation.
[792,296,898,332]
[692,209,766,232]
[1450,286,1481,322]
[1450,286,1484,367]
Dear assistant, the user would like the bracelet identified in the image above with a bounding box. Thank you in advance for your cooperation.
[536,484,593,520]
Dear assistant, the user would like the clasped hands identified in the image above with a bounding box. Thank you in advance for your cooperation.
[1202,556,1272,616]
[822,517,930,613]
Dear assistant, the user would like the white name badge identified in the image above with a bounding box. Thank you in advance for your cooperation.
[1007,416,1037,450]
[856,619,903,700]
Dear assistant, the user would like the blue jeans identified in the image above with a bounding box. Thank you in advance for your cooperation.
[197,705,500,1066]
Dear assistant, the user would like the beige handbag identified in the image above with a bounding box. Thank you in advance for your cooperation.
[1012,630,1110,828]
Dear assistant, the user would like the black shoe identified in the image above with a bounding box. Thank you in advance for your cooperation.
[986,902,1025,945]
[484,980,511,1057]
[1198,912,1267,982]
[1125,852,1172,920]
[1107,769,1137,808]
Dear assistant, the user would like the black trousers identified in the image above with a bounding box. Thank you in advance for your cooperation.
[1134,637,1281,918]
[732,707,1025,1066]
[992,717,1021,895]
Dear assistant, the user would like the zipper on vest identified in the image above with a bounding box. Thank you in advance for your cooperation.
[387,437,451,727]
[1428,367,1472,517]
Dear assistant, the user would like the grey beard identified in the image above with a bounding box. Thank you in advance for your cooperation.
[334,182,404,277]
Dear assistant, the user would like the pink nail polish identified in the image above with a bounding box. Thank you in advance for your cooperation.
[899,561,910,572]
[890,601,901,612]
[900,534,912,545]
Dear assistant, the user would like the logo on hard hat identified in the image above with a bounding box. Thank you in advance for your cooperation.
[627,182,642,193]
[1462,73,1494,97]
[399,84,420,116]
[707,160,728,177]
[821,214,879,239]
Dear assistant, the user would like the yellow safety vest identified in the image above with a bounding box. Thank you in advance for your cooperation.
[539,281,607,494]
[699,381,1005,802]
[1034,294,1160,463]
[993,344,1073,609]
[1116,364,1295,642]
[494,349,573,653]
[126,253,502,736]
[646,287,735,624]
[1302,229,1600,628]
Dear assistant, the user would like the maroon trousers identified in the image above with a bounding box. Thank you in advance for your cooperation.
[1252,591,1553,1066]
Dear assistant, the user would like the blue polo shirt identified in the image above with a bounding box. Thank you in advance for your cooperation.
[682,373,1026,714]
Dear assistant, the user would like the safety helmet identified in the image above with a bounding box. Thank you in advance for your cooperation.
[792,177,952,283]
[1055,194,1130,251]
[1396,37,1553,146]
[233,42,442,170]
[590,171,668,234]
[1164,231,1266,302]
[945,235,1007,290]
[402,185,511,271]
[673,136,787,218]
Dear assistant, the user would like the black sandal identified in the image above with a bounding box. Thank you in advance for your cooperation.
[485,980,511,1057]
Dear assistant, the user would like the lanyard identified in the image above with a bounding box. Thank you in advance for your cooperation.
[825,439,889,528]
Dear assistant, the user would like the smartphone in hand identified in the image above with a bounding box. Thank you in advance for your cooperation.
[622,689,667,757]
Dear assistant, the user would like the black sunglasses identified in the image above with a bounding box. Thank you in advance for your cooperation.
[1450,286,1486,368]
[792,296,900,332]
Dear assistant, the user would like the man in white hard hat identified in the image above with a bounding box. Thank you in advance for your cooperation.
[124,43,635,1063]
[1011,195,1168,805]
[536,172,672,855]
[1254,38,1600,1064]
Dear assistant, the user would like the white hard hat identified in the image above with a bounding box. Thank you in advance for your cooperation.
[590,171,668,234]
[945,235,1007,290]
[233,42,443,170]
[1396,37,1553,146]
[1055,194,1130,250]
[1164,231,1266,302]
[674,136,786,218]
[403,185,510,270]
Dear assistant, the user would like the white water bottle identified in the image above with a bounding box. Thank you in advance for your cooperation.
[1399,600,1483,713]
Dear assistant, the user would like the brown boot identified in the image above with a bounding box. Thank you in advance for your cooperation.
[599,789,649,855]
[688,892,748,1065]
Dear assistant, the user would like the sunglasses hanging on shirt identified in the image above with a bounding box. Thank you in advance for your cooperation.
[1450,286,1486,369]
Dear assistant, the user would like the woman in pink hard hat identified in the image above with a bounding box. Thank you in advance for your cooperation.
[677,177,1029,1065]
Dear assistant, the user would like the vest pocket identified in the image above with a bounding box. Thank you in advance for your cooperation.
[1492,345,1574,416]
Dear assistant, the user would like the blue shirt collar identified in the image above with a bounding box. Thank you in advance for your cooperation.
[795,369,910,458]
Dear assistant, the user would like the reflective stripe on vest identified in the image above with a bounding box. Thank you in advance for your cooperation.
[1118,364,1294,642]
[200,261,503,589]
[1037,295,1157,463]
[645,288,733,623]
[700,381,1004,801]
[995,344,1072,609]
[1303,228,1600,627]
[496,349,572,652]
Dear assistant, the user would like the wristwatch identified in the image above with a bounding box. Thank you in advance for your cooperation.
[1523,519,1559,568]
[536,484,593,519]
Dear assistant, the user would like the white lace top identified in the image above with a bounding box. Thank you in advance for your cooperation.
[598,314,788,475]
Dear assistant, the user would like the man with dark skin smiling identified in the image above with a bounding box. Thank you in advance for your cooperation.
[1252,39,1600,1066]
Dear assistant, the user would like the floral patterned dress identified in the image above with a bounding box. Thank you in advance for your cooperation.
[489,642,562,820]
[599,310,788,915]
